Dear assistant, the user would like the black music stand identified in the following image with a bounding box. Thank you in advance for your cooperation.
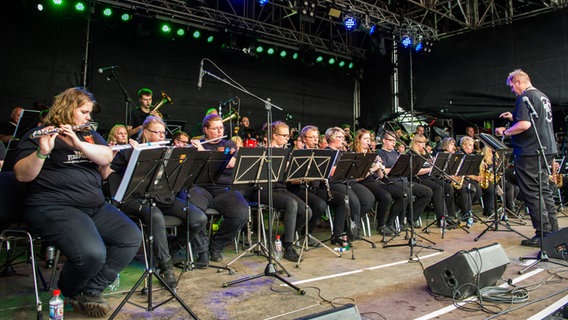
[285,149,340,267]
[222,148,304,293]
[2,109,40,172]
[475,134,529,241]
[383,154,443,252]
[330,152,377,260]
[109,146,199,320]
[169,148,234,274]
[223,148,291,272]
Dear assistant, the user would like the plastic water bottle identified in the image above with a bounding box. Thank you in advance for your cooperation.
[108,273,120,291]
[467,216,473,227]
[49,289,64,320]
[274,235,282,261]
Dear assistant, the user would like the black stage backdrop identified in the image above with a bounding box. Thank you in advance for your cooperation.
[2,1,568,137]
[0,1,370,136]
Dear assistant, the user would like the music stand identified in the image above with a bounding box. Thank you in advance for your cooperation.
[109,145,199,320]
[383,154,443,252]
[168,148,235,274]
[330,152,377,260]
[222,148,304,293]
[222,148,290,271]
[2,109,40,172]
[285,149,340,266]
[474,134,529,241]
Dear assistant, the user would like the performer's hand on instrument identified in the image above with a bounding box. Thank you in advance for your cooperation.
[128,139,139,148]
[38,126,56,156]
[57,124,82,148]
[499,111,513,121]
[190,139,205,151]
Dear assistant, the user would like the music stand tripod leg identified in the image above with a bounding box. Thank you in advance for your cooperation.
[296,183,340,268]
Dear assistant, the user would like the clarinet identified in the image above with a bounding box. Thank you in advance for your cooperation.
[324,178,333,201]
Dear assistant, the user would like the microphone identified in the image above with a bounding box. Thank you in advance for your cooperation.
[197,60,204,90]
[97,66,119,74]
[522,96,539,119]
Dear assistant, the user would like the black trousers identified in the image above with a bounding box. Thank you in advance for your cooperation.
[515,154,558,235]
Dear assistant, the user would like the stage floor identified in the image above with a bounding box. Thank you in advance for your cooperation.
[2,207,568,320]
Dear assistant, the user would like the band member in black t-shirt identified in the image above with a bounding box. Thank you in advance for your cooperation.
[128,88,161,137]
[188,114,249,262]
[13,87,141,318]
[496,69,559,247]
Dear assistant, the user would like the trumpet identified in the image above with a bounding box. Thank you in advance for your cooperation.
[30,123,92,139]
[150,91,173,118]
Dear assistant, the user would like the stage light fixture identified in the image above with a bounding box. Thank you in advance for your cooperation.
[192,30,200,38]
[401,35,412,48]
[161,24,171,33]
[369,24,376,35]
[292,52,299,60]
[177,28,185,36]
[102,8,112,17]
[74,2,86,12]
[280,50,287,58]
[299,0,317,22]
[348,62,354,69]
[37,3,44,11]
[316,55,323,63]
[120,13,131,22]
[52,0,63,5]
[338,61,346,67]
[267,48,275,55]
[256,46,264,53]
[343,15,357,31]
[207,35,215,43]
[328,57,335,65]
[259,0,269,5]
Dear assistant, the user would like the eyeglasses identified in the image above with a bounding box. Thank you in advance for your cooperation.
[146,128,166,135]
[175,138,189,144]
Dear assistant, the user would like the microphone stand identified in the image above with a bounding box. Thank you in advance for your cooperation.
[519,107,568,273]
[200,60,305,294]
[105,69,136,127]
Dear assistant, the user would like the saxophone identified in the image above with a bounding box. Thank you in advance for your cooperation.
[451,176,464,190]
[550,166,563,188]
[479,164,494,189]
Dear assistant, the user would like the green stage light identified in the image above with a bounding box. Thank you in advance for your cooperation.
[267,48,275,55]
[292,52,298,60]
[192,30,201,39]
[256,46,264,53]
[52,0,63,5]
[316,55,323,63]
[339,61,346,67]
[328,57,335,65]
[102,8,112,17]
[74,2,86,11]
[177,28,185,36]
[37,4,44,11]
[280,50,287,58]
[207,35,214,43]
[121,13,131,22]
[161,24,171,33]
[348,62,354,69]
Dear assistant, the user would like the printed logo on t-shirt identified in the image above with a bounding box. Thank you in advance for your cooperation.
[542,96,553,123]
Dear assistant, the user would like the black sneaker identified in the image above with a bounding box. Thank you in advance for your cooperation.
[283,246,303,262]
[69,292,111,318]
[159,259,177,289]
[195,252,209,269]
[330,235,343,246]
[521,236,540,247]
[209,249,223,262]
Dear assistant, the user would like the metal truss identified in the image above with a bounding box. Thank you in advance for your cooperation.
[93,0,567,59]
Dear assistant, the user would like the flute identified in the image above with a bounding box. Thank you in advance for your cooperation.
[110,140,171,151]
[200,135,227,144]
[30,123,92,139]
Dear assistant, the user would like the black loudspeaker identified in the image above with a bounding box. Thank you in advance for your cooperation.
[294,304,361,320]
[542,228,568,259]
[424,243,509,299]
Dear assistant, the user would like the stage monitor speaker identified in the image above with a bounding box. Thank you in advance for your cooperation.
[294,304,361,320]
[542,228,568,259]
[424,243,509,299]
